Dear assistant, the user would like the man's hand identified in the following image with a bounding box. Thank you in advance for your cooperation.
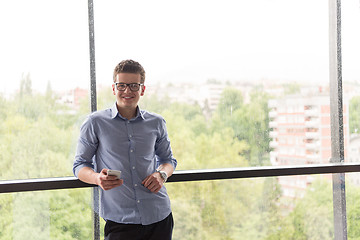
[142,172,164,193]
[96,168,123,191]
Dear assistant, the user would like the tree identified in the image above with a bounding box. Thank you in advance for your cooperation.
[268,178,334,240]
[349,96,360,134]
[19,73,33,98]
[213,89,271,166]
[3,82,351,240]
[346,182,360,240]
[216,88,243,118]
[283,82,301,95]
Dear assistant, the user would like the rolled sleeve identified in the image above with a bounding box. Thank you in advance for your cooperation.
[73,117,99,178]
[155,119,177,170]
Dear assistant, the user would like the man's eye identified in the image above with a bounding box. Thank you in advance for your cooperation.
[130,84,138,87]
[118,84,126,88]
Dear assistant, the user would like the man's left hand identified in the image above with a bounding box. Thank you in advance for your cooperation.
[142,172,164,193]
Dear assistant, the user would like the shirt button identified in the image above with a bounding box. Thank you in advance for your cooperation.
[129,135,132,138]
[137,200,140,203]
[134,184,138,187]
[132,166,135,169]
[130,149,133,153]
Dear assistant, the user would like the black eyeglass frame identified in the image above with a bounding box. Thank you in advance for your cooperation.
[114,82,144,92]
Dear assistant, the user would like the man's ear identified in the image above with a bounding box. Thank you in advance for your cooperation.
[112,84,116,95]
[140,85,146,96]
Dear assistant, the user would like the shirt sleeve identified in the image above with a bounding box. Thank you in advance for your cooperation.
[155,118,177,170]
[73,116,99,178]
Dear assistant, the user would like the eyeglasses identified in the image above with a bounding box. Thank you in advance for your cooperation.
[114,83,144,92]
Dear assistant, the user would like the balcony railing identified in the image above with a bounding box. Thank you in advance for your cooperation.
[305,131,320,139]
[1,163,360,239]
[1,163,360,193]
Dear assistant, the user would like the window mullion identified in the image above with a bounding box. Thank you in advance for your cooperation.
[329,0,347,239]
[87,0,100,240]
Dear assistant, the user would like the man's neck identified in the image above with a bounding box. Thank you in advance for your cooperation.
[117,106,137,120]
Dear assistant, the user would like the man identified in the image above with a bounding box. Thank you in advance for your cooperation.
[73,59,177,240]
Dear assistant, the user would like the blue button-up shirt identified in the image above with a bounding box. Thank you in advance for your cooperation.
[73,103,177,225]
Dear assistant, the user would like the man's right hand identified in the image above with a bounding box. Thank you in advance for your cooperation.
[96,169,123,191]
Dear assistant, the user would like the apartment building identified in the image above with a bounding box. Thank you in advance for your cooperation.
[348,134,360,185]
[268,91,349,198]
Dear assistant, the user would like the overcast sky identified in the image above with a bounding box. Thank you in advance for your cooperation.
[0,0,359,95]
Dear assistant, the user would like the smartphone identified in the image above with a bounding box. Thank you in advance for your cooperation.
[107,169,121,179]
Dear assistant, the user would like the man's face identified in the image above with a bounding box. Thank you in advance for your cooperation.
[112,73,145,110]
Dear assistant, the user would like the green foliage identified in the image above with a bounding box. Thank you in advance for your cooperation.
[0,77,88,238]
[267,178,334,240]
[213,88,271,166]
[0,94,10,121]
[216,88,243,118]
[0,194,13,240]
[346,182,360,240]
[12,192,51,240]
[0,189,94,240]
[283,82,301,95]
[49,189,93,240]
[2,79,360,240]
[349,96,360,134]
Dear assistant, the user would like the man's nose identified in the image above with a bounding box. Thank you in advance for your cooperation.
[124,85,132,93]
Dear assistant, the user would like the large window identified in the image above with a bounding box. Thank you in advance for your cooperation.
[0,1,89,180]
[2,0,358,178]
[1,0,359,239]
[94,0,332,171]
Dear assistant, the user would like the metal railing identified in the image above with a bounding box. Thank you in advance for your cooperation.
[1,163,360,194]
[1,163,359,239]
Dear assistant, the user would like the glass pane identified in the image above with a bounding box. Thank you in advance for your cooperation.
[0,1,90,180]
[167,175,336,239]
[2,174,352,239]
[93,0,331,170]
[0,174,350,240]
[343,0,360,165]
[1,175,358,239]
[346,172,360,239]
[342,0,360,87]
[0,188,94,240]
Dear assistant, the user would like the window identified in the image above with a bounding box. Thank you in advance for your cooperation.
[0,1,89,180]
[1,0,359,239]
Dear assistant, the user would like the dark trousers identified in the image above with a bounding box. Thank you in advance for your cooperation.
[104,213,174,240]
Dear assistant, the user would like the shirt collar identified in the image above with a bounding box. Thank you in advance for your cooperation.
[111,102,145,120]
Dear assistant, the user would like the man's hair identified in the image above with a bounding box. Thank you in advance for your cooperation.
[113,59,146,83]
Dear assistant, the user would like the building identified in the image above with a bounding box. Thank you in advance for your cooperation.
[268,90,349,199]
[348,134,360,185]
[57,87,88,109]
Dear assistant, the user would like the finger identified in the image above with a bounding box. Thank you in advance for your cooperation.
[106,175,120,181]
[101,179,122,190]
[111,179,123,186]
[145,181,162,192]
[100,168,109,176]
[149,185,161,193]
[145,178,160,189]
[142,178,153,188]
[145,181,155,190]
[106,179,122,185]
[99,169,111,181]
[142,175,152,186]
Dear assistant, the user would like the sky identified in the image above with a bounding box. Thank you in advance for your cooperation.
[0,0,359,95]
